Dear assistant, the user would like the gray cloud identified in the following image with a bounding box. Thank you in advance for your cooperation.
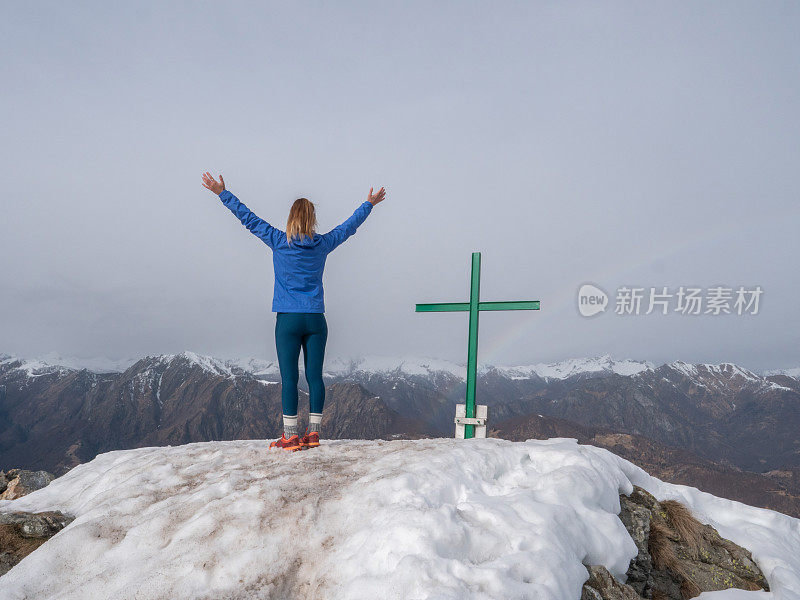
[1,2,798,370]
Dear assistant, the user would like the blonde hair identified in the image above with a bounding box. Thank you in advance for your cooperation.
[286,198,317,245]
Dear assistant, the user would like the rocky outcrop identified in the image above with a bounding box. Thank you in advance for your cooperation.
[0,469,54,500]
[0,510,74,576]
[582,486,768,599]
[582,565,643,600]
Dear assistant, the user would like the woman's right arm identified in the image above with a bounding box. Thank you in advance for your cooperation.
[202,172,282,248]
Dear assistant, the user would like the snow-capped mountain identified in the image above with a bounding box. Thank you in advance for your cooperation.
[323,355,468,379]
[0,351,280,379]
[766,366,800,379]
[1,438,797,600]
[7,350,795,384]
[493,355,654,381]
[0,351,139,375]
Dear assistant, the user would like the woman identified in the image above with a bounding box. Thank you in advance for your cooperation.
[201,172,386,451]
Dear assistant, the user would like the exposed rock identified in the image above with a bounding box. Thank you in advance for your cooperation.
[617,490,654,596]
[0,510,74,576]
[624,486,767,599]
[0,469,55,500]
[582,565,642,600]
[583,487,769,599]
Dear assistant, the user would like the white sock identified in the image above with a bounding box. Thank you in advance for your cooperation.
[283,414,298,437]
[309,412,322,434]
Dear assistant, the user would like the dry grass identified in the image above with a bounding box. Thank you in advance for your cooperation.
[662,499,707,559]
[680,578,702,599]
[0,524,46,558]
[650,499,710,599]
[649,520,680,572]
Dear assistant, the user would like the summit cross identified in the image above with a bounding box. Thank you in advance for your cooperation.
[415,252,540,439]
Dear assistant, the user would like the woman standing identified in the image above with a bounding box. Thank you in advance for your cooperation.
[202,173,386,451]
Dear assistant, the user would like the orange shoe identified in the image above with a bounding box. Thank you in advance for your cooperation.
[270,434,301,452]
[300,430,320,449]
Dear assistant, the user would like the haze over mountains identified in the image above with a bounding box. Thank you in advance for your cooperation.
[2,351,799,516]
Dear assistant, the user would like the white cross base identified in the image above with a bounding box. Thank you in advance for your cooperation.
[454,404,488,439]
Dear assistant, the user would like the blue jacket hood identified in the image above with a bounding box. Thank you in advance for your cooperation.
[287,233,324,249]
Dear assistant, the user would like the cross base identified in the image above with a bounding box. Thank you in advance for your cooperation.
[455,404,488,439]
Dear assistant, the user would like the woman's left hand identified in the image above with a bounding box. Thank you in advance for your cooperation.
[202,172,226,195]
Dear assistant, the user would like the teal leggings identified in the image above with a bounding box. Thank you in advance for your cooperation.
[275,312,328,416]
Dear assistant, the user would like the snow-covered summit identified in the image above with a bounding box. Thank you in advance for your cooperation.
[766,366,800,379]
[0,351,280,379]
[666,361,796,392]
[143,351,241,378]
[0,352,138,375]
[668,360,761,381]
[1,438,797,600]
[0,351,656,381]
[223,356,281,377]
[3,350,797,387]
[0,354,81,378]
[495,354,654,381]
[323,354,658,382]
[323,355,467,379]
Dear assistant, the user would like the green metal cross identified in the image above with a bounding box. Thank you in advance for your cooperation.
[415,252,540,439]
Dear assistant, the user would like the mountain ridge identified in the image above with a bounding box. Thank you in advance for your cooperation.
[3,350,798,381]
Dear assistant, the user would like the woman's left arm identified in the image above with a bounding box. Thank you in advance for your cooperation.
[321,186,386,252]
[202,172,282,248]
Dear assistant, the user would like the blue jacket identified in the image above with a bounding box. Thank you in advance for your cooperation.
[219,190,373,313]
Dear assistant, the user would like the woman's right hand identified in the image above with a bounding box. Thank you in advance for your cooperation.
[202,172,226,195]
[367,186,386,206]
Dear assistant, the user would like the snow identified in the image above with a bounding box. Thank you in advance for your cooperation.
[1,439,797,600]
[1,350,650,384]
[2,350,797,402]
[667,361,794,393]
[155,372,164,404]
[323,354,657,382]
[0,356,74,378]
[323,355,468,379]
[148,351,237,378]
[767,382,795,392]
[224,357,281,378]
[498,355,654,381]
[765,367,800,380]
[700,363,762,382]
[137,353,280,381]
[0,351,279,379]
[5,351,795,390]
[0,352,138,374]
[667,360,700,378]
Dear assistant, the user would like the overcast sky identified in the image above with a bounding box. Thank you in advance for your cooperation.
[2,2,798,370]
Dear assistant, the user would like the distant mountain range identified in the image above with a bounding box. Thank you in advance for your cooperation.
[2,351,800,516]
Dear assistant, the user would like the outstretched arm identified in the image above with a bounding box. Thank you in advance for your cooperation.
[322,187,385,252]
[202,172,282,248]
